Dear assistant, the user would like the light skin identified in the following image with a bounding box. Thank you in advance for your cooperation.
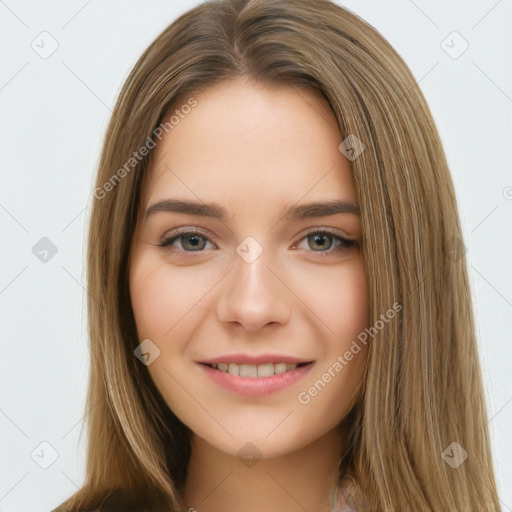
[129,77,369,512]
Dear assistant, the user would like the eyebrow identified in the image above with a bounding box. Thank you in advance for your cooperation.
[144,198,360,223]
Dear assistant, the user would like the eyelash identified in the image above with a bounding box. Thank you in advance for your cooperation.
[157,228,355,257]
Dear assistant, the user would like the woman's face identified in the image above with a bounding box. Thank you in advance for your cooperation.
[129,78,369,459]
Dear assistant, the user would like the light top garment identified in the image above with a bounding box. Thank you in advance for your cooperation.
[332,478,369,512]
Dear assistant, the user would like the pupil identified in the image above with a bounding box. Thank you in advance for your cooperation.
[310,234,331,251]
[184,236,204,250]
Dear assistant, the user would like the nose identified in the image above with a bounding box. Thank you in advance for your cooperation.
[216,249,292,332]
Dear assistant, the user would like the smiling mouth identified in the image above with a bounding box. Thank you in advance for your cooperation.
[201,361,313,378]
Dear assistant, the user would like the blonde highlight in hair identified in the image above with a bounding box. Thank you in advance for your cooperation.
[54,1,500,510]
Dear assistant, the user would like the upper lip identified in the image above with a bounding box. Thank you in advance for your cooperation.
[197,353,314,365]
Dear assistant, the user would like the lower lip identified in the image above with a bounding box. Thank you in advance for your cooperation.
[198,363,314,397]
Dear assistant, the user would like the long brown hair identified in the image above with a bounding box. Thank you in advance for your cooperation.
[54,0,501,510]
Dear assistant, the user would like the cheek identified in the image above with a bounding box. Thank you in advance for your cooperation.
[130,260,174,340]
[329,261,369,390]
[334,261,369,338]
[295,259,369,413]
[299,256,369,342]
[129,256,201,409]
[129,254,210,341]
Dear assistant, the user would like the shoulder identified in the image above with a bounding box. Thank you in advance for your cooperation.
[89,488,147,511]
[50,488,145,512]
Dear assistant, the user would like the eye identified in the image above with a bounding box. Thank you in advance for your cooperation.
[158,229,216,252]
[294,229,355,256]
[157,228,356,256]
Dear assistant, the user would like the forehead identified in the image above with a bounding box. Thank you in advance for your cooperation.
[141,78,356,213]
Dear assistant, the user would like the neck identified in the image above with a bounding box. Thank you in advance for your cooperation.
[183,428,343,512]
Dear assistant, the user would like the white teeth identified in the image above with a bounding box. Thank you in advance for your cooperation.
[274,363,287,375]
[212,362,300,378]
[228,363,239,376]
[239,364,258,377]
[257,363,274,377]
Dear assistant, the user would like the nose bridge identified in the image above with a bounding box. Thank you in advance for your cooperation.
[216,237,291,330]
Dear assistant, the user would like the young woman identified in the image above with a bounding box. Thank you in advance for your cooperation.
[52,0,501,510]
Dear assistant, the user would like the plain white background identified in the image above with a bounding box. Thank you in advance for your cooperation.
[0,1,510,510]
